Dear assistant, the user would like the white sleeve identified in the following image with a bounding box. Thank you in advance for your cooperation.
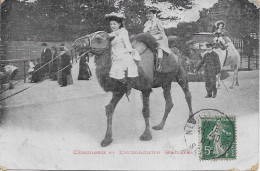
[122,29,134,52]
[143,21,150,33]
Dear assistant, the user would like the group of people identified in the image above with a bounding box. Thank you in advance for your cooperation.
[194,20,234,98]
[29,42,93,87]
[30,7,232,99]
[103,6,171,97]
[29,43,74,87]
[104,7,235,99]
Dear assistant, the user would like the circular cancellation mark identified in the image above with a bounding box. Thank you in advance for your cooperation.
[184,109,236,161]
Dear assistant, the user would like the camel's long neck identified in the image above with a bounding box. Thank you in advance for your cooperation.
[95,47,112,73]
[94,47,115,92]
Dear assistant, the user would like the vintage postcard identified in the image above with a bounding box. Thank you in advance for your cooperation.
[0,0,259,170]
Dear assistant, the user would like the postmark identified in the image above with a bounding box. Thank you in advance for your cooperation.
[184,109,237,161]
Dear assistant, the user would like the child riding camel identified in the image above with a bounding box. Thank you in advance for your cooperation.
[213,20,232,50]
[143,6,171,72]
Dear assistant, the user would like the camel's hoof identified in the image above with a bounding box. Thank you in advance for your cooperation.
[101,138,113,147]
[152,123,164,130]
[139,129,152,141]
[217,83,221,87]
[187,117,196,124]
[230,86,234,89]
[235,83,239,86]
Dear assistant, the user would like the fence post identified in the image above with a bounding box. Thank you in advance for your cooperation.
[240,39,243,68]
[248,54,251,70]
[29,45,31,60]
[15,44,18,59]
[256,54,258,69]
[23,60,26,83]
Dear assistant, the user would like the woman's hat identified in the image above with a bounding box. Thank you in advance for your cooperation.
[105,12,126,20]
[146,6,161,14]
[215,20,225,28]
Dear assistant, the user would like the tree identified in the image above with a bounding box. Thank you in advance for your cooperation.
[1,0,196,41]
[172,21,199,57]
[196,0,259,38]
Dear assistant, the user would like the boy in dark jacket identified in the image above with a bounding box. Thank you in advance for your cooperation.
[195,43,221,98]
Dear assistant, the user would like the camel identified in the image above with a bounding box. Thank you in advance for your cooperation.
[73,31,195,147]
[214,38,240,89]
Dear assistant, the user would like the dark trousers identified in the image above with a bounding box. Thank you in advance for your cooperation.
[205,74,217,95]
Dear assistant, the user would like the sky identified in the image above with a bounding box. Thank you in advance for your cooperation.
[144,0,218,28]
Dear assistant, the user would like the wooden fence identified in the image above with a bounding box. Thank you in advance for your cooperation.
[231,38,259,70]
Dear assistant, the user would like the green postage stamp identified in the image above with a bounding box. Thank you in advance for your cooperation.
[199,116,236,160]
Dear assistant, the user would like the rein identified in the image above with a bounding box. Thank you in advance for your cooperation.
[139,46,148,56]
[73,31,110,55]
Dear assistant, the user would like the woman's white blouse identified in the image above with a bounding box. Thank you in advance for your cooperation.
[109,28,134,58]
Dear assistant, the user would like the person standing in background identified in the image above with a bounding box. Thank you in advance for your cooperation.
[59,47,72,87]
[50,46,58,80]
[78,51,92,80]
[195,43,221,98]
[40,43,52,77]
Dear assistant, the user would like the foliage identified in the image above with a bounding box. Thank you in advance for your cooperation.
[1,0,194,41]
[168,22,199,57]
[196,0,259,38]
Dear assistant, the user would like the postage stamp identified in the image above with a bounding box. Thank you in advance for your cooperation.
[199,116,236,160]
[184,109,237,161]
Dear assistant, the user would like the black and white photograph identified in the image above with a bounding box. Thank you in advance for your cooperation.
[0,0,259,170]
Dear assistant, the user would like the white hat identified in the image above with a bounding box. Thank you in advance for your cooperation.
[105,12,126,20]
[215,20,225,28]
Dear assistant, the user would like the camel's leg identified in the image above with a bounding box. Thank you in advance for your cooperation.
[230,64,238,89]
[101,92,124,147]
[217,73,221,87]
[140,90,152,141]
[152,84,173,130]
[176,70,196,124]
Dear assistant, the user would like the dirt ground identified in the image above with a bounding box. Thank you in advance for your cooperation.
[0,58,258,170]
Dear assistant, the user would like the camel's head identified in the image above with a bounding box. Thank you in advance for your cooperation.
[90,31,114,55]
[73,31,114,57]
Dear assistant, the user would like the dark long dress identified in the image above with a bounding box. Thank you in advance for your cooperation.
[31,64,44,83]
[50,51,58,80]
[78,54,92,80]
[40,48,52,75]
[60,53,72,86]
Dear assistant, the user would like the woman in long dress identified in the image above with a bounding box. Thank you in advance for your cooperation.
[78,51,92,80]
[50,46,58,80]
[104,12,140,97]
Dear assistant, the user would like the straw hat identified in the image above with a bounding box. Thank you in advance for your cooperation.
[215,20,225,28]
[105,12,126,20]
[145,6,161,14]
